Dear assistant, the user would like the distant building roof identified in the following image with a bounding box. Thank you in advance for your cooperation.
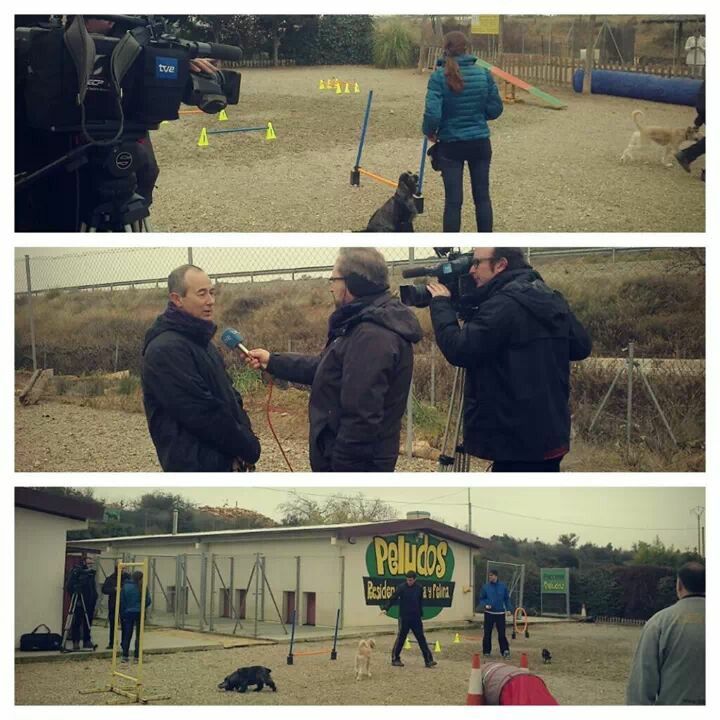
[68,518,488,549]
[15,488,104,522]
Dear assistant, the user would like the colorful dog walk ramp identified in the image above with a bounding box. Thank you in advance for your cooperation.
[475,58,566,109]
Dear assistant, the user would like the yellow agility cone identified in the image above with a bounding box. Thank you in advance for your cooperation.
[453,633,461,644]
[218,109,229,122]
[319,80,325,90]
[404,638,411,650]
[335,82,342,95]
[344,82,351,94]
[354,82,361,93]
[434,640,442,653]
[265,122,277,141]
[197,127,209,147]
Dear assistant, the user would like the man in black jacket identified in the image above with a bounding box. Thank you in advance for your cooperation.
[141,264,261,472]
[675,80,705,180]
[428,248,591,472]
[102,564,129,650]
[382,571,437,668]
[246,248,422,472]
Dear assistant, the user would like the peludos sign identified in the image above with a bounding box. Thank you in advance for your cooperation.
[363,533,455,619]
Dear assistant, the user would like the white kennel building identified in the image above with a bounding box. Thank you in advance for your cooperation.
[68,518,487,636]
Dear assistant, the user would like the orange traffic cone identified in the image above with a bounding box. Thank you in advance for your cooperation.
[520,652,528,669]
[466,653,485,705]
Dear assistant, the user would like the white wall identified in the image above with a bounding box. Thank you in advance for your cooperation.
[15,508,87,647]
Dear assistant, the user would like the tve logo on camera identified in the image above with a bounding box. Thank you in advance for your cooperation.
[155,57,179,80]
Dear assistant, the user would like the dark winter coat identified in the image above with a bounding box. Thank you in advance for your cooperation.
[431,269,591,462]
[422,54,503,142]
[267,292,423,472]
[383,581,425,620]
[119,580,151,618]
[141,305,260,472]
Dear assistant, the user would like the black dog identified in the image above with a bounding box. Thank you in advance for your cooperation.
[541,648,552,664]
[218,666,277,693]
[364,171,418,232]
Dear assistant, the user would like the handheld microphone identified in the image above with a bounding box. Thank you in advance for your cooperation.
[221,328,250,356]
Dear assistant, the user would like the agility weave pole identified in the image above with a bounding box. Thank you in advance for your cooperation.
[80,560,170,704]
[350,90,427,213]
[287,608,340,665]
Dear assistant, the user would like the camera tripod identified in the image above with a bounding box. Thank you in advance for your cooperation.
[437,366,472,472]
[60,590,97,653]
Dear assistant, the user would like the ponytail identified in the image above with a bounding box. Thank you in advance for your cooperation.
[443,30,468,94]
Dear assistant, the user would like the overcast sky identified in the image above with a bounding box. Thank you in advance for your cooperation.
[85,486,705,552]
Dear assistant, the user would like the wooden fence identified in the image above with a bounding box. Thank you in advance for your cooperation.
[421,46,704,88]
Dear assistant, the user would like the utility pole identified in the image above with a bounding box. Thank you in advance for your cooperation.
[468,488,472,533]
[690,506,705,556]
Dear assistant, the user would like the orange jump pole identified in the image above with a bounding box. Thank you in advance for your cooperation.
[358,168,398,189]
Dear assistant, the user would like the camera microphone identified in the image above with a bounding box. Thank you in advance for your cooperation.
[221,328,251,356]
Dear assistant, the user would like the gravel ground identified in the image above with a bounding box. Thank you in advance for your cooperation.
[15,622,640,705]
[148,65,704,233]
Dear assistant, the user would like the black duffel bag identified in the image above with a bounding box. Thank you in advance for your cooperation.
[19,624,63,651]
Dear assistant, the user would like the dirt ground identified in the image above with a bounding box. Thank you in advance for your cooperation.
[148,65,704,233]
[14,394,700,473]
[15,622,640,705]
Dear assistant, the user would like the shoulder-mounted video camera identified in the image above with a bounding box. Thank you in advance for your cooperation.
[66,564,97,595]
[16,14,242,136]
[400,248,478,318]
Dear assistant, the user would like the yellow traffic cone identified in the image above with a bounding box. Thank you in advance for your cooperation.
[319,80,325,90]
[404,638,411,649]
[335,82,342,95]
[218,109,229,122]
[197,127,209,147]
[354,82,360,93]
[453,633,461,644]
[344,82,351,94]
[265,122,277,141]
[434,640,442,653]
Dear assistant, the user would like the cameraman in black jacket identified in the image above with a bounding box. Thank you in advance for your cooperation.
[429,247,591,472]
[382,571,437,668]
[65,556,98,650]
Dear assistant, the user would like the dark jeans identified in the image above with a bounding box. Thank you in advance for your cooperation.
[680,136,706,165]
[120,612,142,659]
[439,139,493,232]
[107,601,117,647]
[491,459,562,472]
[482,612,509,655]
[391,616,434,663]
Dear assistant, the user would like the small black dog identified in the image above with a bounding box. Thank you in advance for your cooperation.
[364,171,419,232]
[541,648,552,664]
[218,666,277,693]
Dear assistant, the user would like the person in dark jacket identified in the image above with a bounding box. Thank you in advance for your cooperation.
[101,564,129,650]
[141,264,261,472]
[422,31,503,233]
[477,570,514,658]
[382,571,437,668]
[428,248,591,472]
[119,570,152,663]
[65,556,98,650]
[675,80,705,180]
[246,248,422,472]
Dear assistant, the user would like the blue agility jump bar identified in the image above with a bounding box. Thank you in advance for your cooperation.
[207,126,267,135]
[354,90,374,169]
[417,136,429,195]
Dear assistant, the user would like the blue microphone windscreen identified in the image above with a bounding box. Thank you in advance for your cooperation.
[221,328,244,349]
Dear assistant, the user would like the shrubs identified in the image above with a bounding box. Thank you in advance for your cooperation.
[373,20,418,68]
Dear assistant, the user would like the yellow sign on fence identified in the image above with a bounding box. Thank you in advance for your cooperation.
[471,15,500,35]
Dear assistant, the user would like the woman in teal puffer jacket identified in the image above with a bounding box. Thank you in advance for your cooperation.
[422,31,503,232]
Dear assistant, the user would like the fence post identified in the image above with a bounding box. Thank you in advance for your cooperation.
[187,248,193,265]
[405,376,414,459]
[430,342,436,407]
[113,336,120,372]
[295,556,301,628]
[209,553,216,632]
[24,255,38,371]
[626,341,635,459]
[339,555,345,629]
[253,553,260,638]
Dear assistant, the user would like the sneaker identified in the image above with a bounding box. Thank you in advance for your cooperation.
[482,653,491,658]
[425,660,438,668]
[391,659,404,667]
[502,650,511,659]
[120,656,129,663]
[72,642,80,651]
[675,152,691,173]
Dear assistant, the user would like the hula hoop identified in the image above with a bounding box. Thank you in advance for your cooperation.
[514,607,529,635]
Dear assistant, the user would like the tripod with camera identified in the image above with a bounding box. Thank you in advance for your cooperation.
[60,589,97,653]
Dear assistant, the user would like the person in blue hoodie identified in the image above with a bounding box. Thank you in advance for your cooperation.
[478,569,514,658]
[119,571,152,663]
[422,31,504,233]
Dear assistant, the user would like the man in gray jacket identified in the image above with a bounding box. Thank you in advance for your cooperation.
[626,562,705,705]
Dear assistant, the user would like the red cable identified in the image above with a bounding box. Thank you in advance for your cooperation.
[266,376,294,472]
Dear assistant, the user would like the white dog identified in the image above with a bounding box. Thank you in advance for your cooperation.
[620,110,699,167]
[354,639,376,680]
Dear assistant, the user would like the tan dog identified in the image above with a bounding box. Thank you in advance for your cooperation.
[354,639,376,680]
[620,110,699,166]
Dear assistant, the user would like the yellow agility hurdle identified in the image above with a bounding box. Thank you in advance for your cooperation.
[80,560,169,704]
